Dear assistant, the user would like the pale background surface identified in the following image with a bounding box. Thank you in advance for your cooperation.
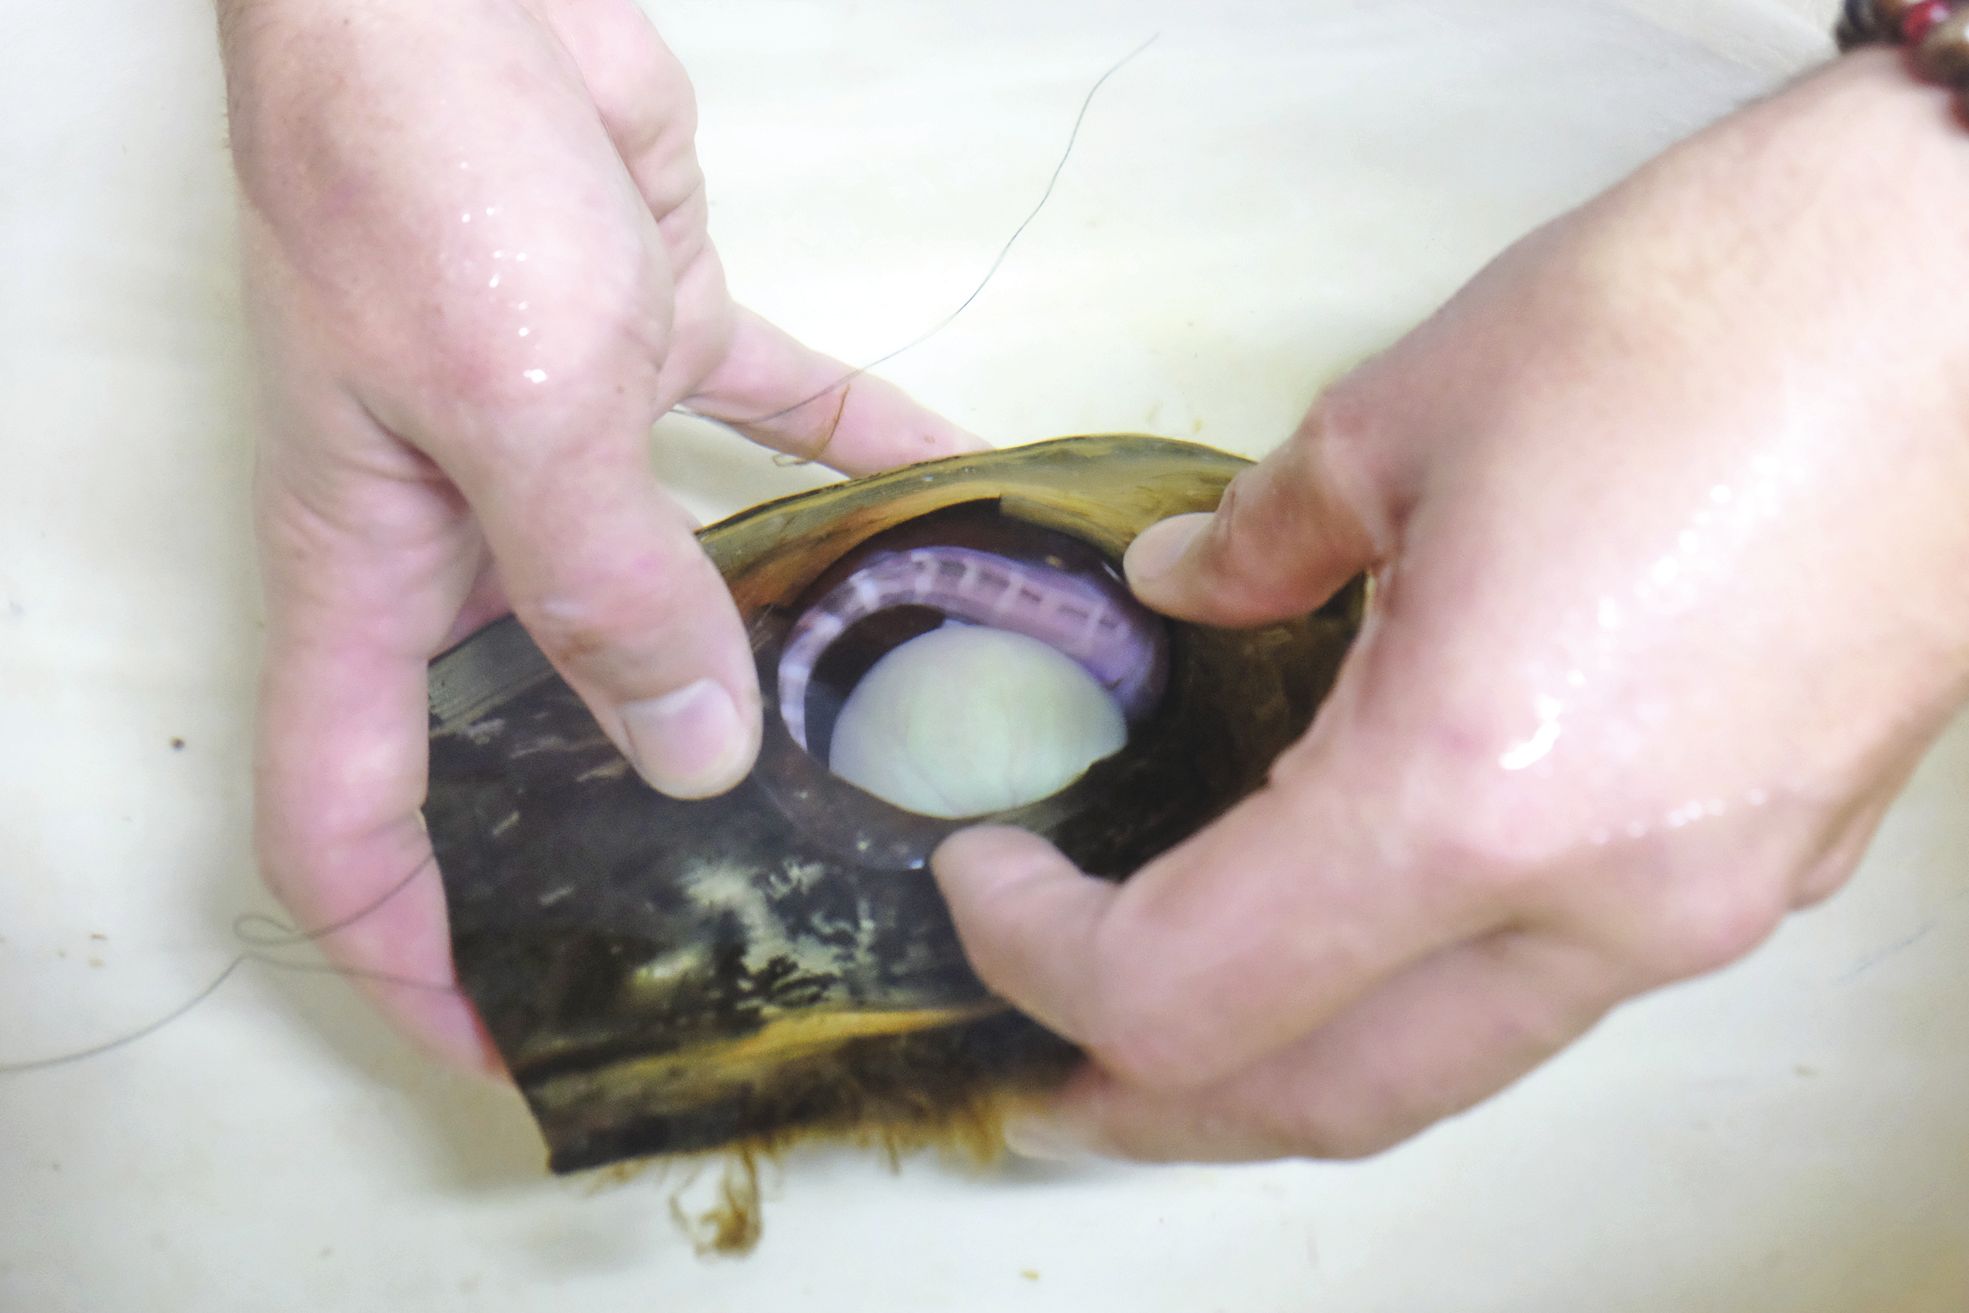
[4,0,1966,1309]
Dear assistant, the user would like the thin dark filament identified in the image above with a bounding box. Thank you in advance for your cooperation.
[229,853,435,949]
[239,953,458,994]
[0,958,253,1075]
[0,856,453,1075]
[703,33,1159,431]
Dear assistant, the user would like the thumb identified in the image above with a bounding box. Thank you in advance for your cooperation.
[461,443,760,799]
[1122,406,1390,627]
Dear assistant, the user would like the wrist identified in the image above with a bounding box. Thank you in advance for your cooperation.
[1580,48,1969,434]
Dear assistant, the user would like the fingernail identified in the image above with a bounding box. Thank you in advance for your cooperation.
[1003,1113,1095,1164]
[619,678,750,798]
[1123,513,1209,586]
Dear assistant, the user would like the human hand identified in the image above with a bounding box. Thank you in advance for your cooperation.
[222,0,976,1065]
[934,51,1969,1160]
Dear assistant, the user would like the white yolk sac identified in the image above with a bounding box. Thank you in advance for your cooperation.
[827,625,1127,818]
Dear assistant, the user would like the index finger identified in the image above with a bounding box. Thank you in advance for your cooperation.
[931,748,1502,1092]
[686,307,986,474]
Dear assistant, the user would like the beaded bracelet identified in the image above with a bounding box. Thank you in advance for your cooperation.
[1838,1,1969,90]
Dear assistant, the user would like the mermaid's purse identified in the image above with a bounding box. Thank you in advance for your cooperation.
[424,435,1362,1172]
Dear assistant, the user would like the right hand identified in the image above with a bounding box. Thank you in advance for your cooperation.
[934,50,1969,1162]
[221,0,977,1066]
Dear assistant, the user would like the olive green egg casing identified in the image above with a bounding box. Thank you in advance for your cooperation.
[424,435,1362,1173]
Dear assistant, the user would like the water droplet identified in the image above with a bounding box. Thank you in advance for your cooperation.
[1499,696,1564,772]
[1498,721,1559,772]
[523,368,548,384]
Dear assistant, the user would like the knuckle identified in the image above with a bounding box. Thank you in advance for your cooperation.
[955,941,1023,1008]
[1301,373,1378,452]
[1273,1048,1491,1161]
[1268,1093,1410,1162]
[521,519,713,619]
[370,214,664,441]
[428,298,659,427]
[1298,377,1386,494]
[1573,856,1791,985]
[1074,975,1178,1086]
[585,19,699,148]
[518,576,673,674]
[1398,769,1569,908]
[1792,810,1877,908]
[1198,471,1273,586]
[1367,690,1637,902]
[251,788,353,917]
[1075,910,1235,1092]
[637,69,699,144]
[1087,1018,1208,1092]
[1209,458,1292,552]
[1083,999,1256,1094]
[1643,879,1788,979]
[948,920,1037,1012]
[1791,857,1853,909]
[518,591,618,672]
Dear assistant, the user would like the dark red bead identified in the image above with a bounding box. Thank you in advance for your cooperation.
[1916,8,1969,81]
[1903,0,1955,44]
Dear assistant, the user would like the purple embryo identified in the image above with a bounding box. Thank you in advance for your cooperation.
[777,542,1168,753]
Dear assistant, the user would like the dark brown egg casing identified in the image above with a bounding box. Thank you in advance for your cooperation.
[424,435,1362,1173]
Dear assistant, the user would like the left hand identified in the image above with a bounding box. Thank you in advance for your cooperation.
[225,0,976,1066]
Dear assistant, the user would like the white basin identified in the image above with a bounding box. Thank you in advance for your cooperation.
[5,0,1965,1307]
